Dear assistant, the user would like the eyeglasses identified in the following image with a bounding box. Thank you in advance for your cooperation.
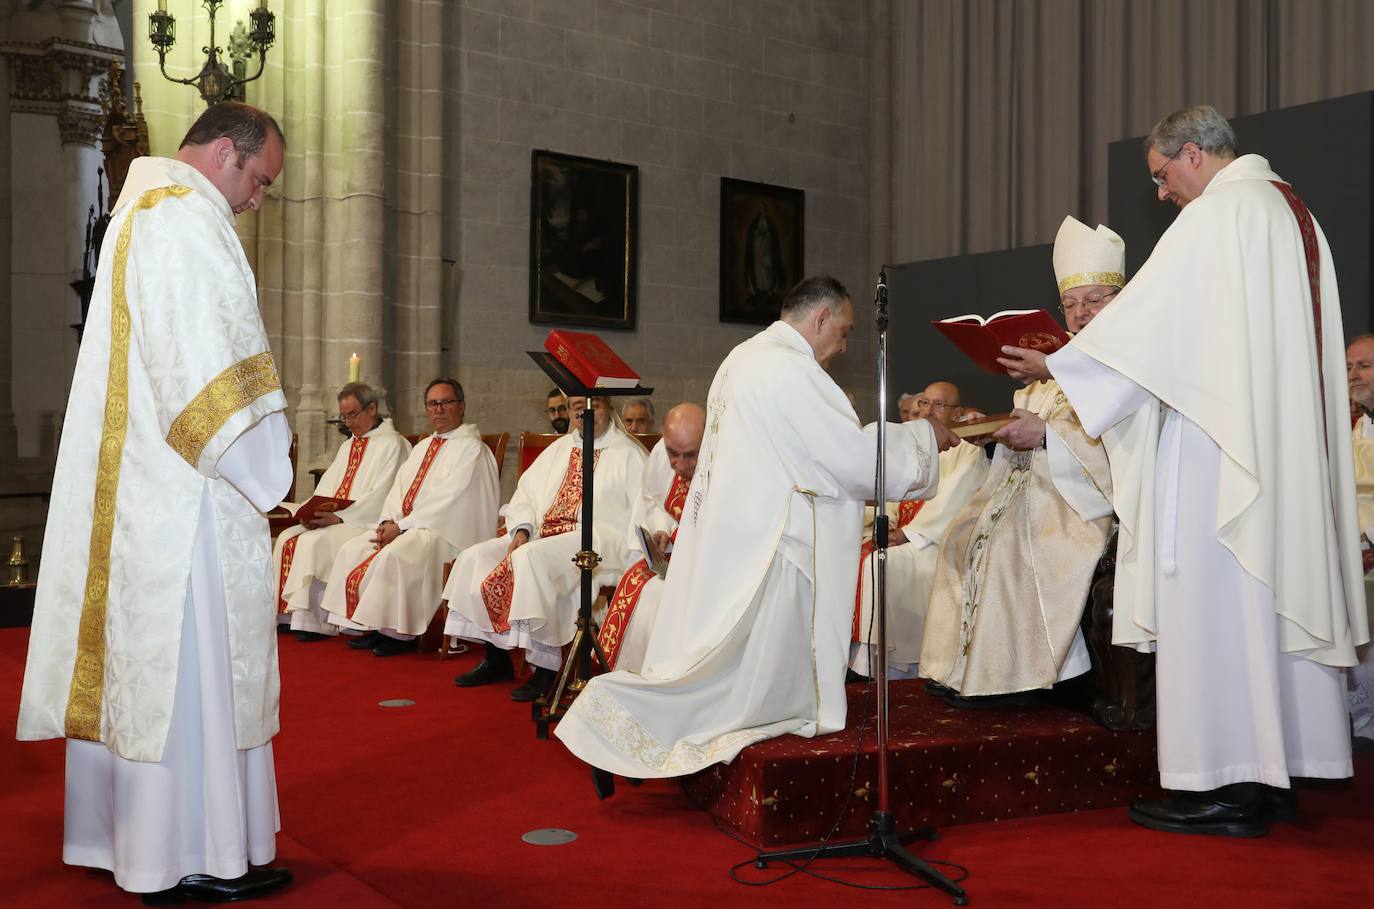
[338,409,363,422]
[546,404,568,416]
[928,401,954,412]
[1151,147,1184,187]
[1059,287,1119,315]
[425,399,460,411]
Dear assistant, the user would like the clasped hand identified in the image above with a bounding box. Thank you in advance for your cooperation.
[991,409,1047,450]
[372,519,401,550]
[996,345,1052,384]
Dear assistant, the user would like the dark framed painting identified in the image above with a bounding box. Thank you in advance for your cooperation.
[529,149,638,330]
[719,177,804,325]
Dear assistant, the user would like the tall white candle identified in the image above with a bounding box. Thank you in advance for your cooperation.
[348,352,360,383]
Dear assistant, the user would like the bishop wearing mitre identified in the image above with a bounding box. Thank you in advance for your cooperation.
[274,382,409,638]
[597,402,706,674]
[445,395,647,701]
[556,277,957,788]
[920,216,1119,702]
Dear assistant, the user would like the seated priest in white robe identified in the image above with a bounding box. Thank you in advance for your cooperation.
[598,403,706,673]
[18,105,294,900]
[850,381,989,680]
[445,396,648,701]
[322,379,499,656]
[554,277,957,790]
[1040,107,1366,837]
[1345,335,1374,748]
[920,217,1120,704]
[273,382,409,640]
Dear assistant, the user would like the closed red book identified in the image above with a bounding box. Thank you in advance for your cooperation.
[932,309,1070,375]
[544,330,640,389]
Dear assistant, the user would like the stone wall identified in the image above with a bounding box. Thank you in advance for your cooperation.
[447,0,874,493]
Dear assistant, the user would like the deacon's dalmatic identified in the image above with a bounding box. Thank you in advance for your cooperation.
[921,217,1119,696]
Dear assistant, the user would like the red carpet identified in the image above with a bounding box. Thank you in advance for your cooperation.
[2,627,1371,908]
[686,679,1160,847]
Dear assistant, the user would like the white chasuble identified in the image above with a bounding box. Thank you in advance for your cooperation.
[322,424,499,637]
[1047,155,1365,789]
[19,156,291,762]
[920,380,1113,696]
[555,321,940,778]
[851,440,988,678]
[273,420,409,630]
[1349,414,1374,741]
[442,425,648,670]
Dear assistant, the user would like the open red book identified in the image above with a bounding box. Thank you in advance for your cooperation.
[932,309,1070,375]
[544,329,640,389]
[268,495,354,532]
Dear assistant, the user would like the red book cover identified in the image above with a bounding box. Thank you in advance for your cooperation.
[544,329,641,389]
[268,495,355,535]
[932,309,1070,375]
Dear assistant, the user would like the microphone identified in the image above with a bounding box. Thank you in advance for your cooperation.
[875,266,889,306]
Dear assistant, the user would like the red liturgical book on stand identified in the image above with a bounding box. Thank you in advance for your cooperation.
[544,330,641,389]
[932,309,1070,375]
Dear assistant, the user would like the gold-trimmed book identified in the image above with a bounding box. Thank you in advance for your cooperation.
[952,412,1013,439]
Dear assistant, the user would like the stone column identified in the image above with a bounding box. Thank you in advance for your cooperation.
[868,0,892,279]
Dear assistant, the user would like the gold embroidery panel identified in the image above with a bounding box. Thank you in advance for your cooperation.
[165,351,282,467]
[65,185,193,741]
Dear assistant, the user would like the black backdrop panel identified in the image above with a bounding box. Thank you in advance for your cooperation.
[886,243,1058,414]
[1108,91,1373,335]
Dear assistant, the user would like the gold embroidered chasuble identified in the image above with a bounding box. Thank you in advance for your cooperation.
[920,379,1113,696]
[18,157,287,761]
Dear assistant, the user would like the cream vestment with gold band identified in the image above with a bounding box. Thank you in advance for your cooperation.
[18,156,289,763]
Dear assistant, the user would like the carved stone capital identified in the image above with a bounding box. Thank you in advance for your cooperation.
[57,104,103,146]
[1,37,121,134]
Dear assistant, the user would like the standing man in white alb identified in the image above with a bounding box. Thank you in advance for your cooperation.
[1042,105,1367,836]
[321,379,499,656]
[555,277,957,789]
[274,382,409,640]
[1344,335,1374,750]
[18,103,294,901]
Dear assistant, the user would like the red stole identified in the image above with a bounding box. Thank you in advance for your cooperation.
[852,499,924,640]
[344,435,446,619]
[481,447,601,634]
[278,436,369,613]
[597,470,692,669]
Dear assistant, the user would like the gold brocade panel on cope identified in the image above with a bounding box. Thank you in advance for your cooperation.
[920,380,1113,697]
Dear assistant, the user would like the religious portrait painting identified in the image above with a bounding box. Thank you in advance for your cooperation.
[719,178,805,325]
[529,150,639,331]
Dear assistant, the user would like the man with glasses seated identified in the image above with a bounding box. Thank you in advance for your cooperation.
[273,382,410,640]
[850,380,989,682]
[321,379,500,656]
[921,216,1120,707]
[545,387,570,434]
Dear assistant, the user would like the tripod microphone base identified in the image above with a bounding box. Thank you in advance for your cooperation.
[752,811,968,904]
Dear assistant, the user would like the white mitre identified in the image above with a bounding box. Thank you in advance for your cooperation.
[1053,216,1126,293]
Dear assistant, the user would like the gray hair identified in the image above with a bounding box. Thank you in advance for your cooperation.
[898,392,919,404]
[1145,105,1237,158]
[781,275,849,319]
[622,397,655,419]
[338,382,378,409]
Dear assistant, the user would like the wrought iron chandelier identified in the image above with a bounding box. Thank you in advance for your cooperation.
[148,0,276,106]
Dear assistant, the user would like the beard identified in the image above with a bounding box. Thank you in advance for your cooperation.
[551,417,570,434]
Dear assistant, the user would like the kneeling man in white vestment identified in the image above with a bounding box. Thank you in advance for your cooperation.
[322,379,499,656]
[921,217,1120,705]
[554,276,958,790]
[17,103,295,900]
[598,402,706,673]
[445,396,647,701]
[850,380,988,681]
[1345,335,1374,749]
[273,382,409,640]
[1043,106,1367,836]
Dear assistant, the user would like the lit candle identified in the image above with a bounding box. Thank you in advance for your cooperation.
[348,352,360,383]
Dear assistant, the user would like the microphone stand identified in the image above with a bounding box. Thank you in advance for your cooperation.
[751,268,968,905]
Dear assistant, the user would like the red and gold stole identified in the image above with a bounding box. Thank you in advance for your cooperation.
[482,446,601,634]
[279,436,370,613]
[852,499,924,640]
[598,469,691,669]
[344,435,446,618]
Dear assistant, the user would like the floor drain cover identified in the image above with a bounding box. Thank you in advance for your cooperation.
[378,698,415,708]
[522,828,577,845]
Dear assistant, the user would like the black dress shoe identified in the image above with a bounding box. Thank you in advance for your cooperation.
[1128,784,1269,838]
[141,867,292,904]
[346,631,382,650]
[294,631,329,643]
[454,658,515,687]
[371,636,419,657]
[1264,786,1299,824]
[511,667,556,702]
[845,669,871,684]
[943,690,1041,710]
[593,767,616,800]
[924,679,953,697]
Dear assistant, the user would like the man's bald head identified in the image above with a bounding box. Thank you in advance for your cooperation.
[921,381,961,427]
[662,403,706,480]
